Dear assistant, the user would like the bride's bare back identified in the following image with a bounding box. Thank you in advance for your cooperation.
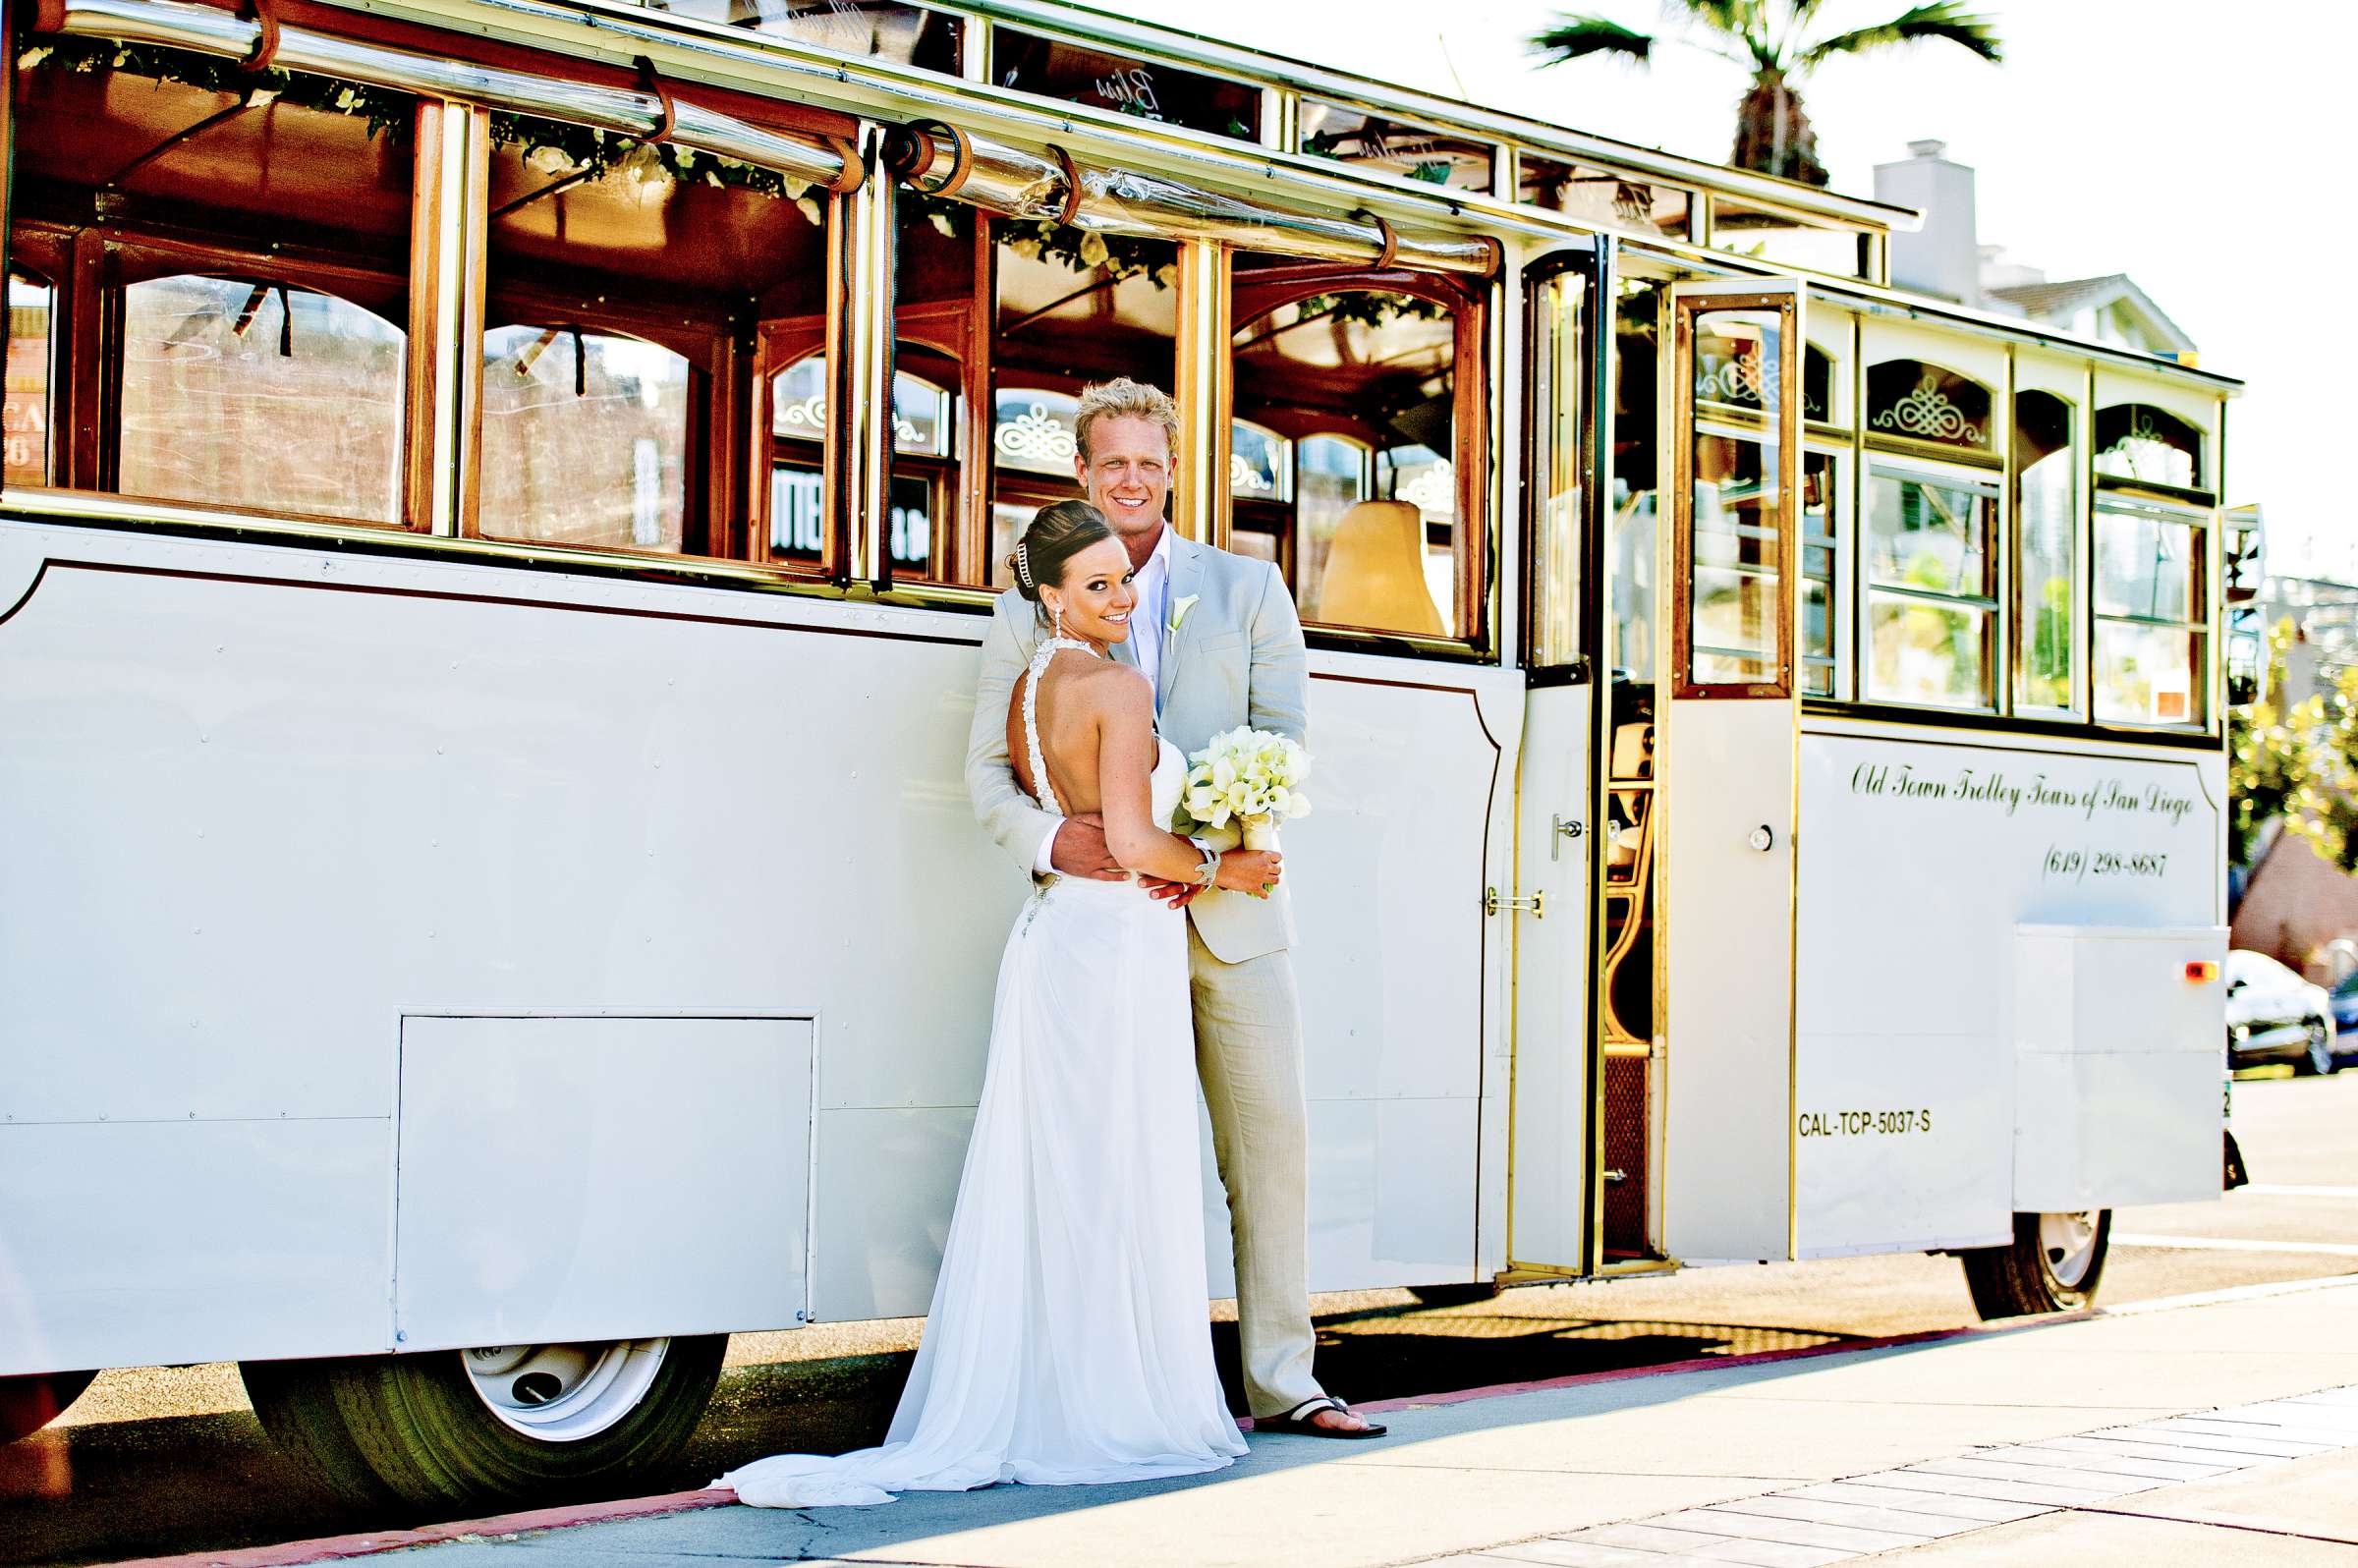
[1006,647,1151,820]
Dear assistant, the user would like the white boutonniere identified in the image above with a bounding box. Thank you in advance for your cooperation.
[1168,594,1200,634]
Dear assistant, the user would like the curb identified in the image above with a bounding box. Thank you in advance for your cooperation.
[95,1272,2358,1568]
[98,1490,736,1568]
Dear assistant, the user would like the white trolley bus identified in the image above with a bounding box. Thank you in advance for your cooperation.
[0,0,2243,1507]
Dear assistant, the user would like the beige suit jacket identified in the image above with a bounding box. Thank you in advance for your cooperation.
[963,532,1310,963]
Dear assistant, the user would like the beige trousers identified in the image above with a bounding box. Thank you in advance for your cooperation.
[1187,923,1322,1418]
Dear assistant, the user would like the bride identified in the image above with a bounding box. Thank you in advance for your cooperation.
[719,499,1284,1508]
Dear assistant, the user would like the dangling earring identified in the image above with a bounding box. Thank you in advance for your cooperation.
[1053,602,1067,642]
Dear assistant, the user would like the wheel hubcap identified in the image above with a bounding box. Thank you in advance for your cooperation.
[2040,1211,2101,1289]
[462,1339,669,1441]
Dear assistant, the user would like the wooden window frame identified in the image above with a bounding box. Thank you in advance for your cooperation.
[1670,289,1799,700]
[6,28,858,569]
[478,280,737,561]
[1229,262,1489,650]
[29,222,414,526]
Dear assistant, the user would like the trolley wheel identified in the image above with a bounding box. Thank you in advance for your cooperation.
[1959,1209,2110,1318]
[2302,1018,2338,1077]
[242,1335,725,1510]
[1407,1282,1501,1308]
[0,1371,95,1445]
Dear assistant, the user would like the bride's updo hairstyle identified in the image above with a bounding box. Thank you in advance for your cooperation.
[1009,499,1114,626]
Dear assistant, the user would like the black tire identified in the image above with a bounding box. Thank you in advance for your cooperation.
[242,1335,725,1511]
[0,1371,95,1444]
[2302,1018,2338,1077]
[1959,1210,2110,1318]
[1408,1282,1501,1308]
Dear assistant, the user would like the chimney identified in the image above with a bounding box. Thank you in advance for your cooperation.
[1875,139,1980,306]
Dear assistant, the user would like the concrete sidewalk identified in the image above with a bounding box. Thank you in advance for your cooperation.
[181,1278,2358,1568]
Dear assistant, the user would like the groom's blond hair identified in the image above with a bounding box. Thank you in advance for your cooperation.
[1074,378,1180,463]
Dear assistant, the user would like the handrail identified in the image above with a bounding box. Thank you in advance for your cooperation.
[28,0,859,193]
[910,0,1921,234]
[886,121,1499,279]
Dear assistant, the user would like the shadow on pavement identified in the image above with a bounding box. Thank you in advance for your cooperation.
[0,1308,1852,1567]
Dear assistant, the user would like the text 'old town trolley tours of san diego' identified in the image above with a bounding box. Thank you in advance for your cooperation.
[0,0,2249,1507]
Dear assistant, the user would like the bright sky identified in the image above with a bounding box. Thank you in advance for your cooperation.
[1127,0,2345,578]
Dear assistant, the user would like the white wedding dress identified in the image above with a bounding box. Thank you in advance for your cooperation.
[718,638,1247,1508]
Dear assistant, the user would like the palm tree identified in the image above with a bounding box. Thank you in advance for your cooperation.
[1528,2,2001,187]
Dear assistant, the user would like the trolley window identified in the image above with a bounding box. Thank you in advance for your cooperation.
[7,43,414,524]
[2093,495,2208,727]
[1863,462,1998,709]
[480,109,822,562]
[5,267,57,488]
[986,219,1176,588]
[1799,450,1843,698]
[2013,388,2080,714]
[887,202,1176,589]
[1517,154,1690,240]
[2096,402,2206,492]
[1229,255,1486,643]
[1867,358,1996,460]
[124,275,406,524]
[480,324,693,555]
[1298,103,1495,194]
[768,352,957,573]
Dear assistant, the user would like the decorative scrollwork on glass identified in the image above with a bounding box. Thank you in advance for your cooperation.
[2109,407,2163,451]
[1398,458,1456,516]
[1872,372,1988,447]
[776,392,827,438]
[994,402,1078,469]
[775,390,919,447]
[1697,356,1765,408]
[1228,451,1273,493]
[2094,402,2202,488]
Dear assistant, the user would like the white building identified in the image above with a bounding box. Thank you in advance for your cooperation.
[1875,140,2201,364]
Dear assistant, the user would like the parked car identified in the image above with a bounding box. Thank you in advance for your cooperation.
[2227,950,2338,1075]
[2328,970,2358,1045]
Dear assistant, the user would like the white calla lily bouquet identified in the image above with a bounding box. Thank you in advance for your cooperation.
[1174,727,1314,853]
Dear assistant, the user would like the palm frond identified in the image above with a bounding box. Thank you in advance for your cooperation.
[1667,0,1752,32]
[1666,0,1776,65]
[1527,13,1656,67]
[1796,2,2002,69]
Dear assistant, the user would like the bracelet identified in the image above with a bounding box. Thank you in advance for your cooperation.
[1194,843,1221,888]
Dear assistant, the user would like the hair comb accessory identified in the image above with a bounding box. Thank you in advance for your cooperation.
[1015,540,1034,590]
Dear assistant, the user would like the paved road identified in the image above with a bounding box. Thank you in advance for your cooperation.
[4,1069,2351,1567]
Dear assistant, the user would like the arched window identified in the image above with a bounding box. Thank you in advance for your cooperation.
[1224,418,1296,570]
[769,352,958,570]
[1802,343,1834,424]
[479,324,692,552]
[118,275,405,524]
[1866,359,1994,455]
[1229,420,1292,503]
[1295,433,1372,595]
[2095,403,2204,490]
[5,268,55,488]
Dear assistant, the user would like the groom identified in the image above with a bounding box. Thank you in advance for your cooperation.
[964,378,1382,1439]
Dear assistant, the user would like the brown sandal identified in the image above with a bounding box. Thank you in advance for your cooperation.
[1254,1395,1388,1438]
